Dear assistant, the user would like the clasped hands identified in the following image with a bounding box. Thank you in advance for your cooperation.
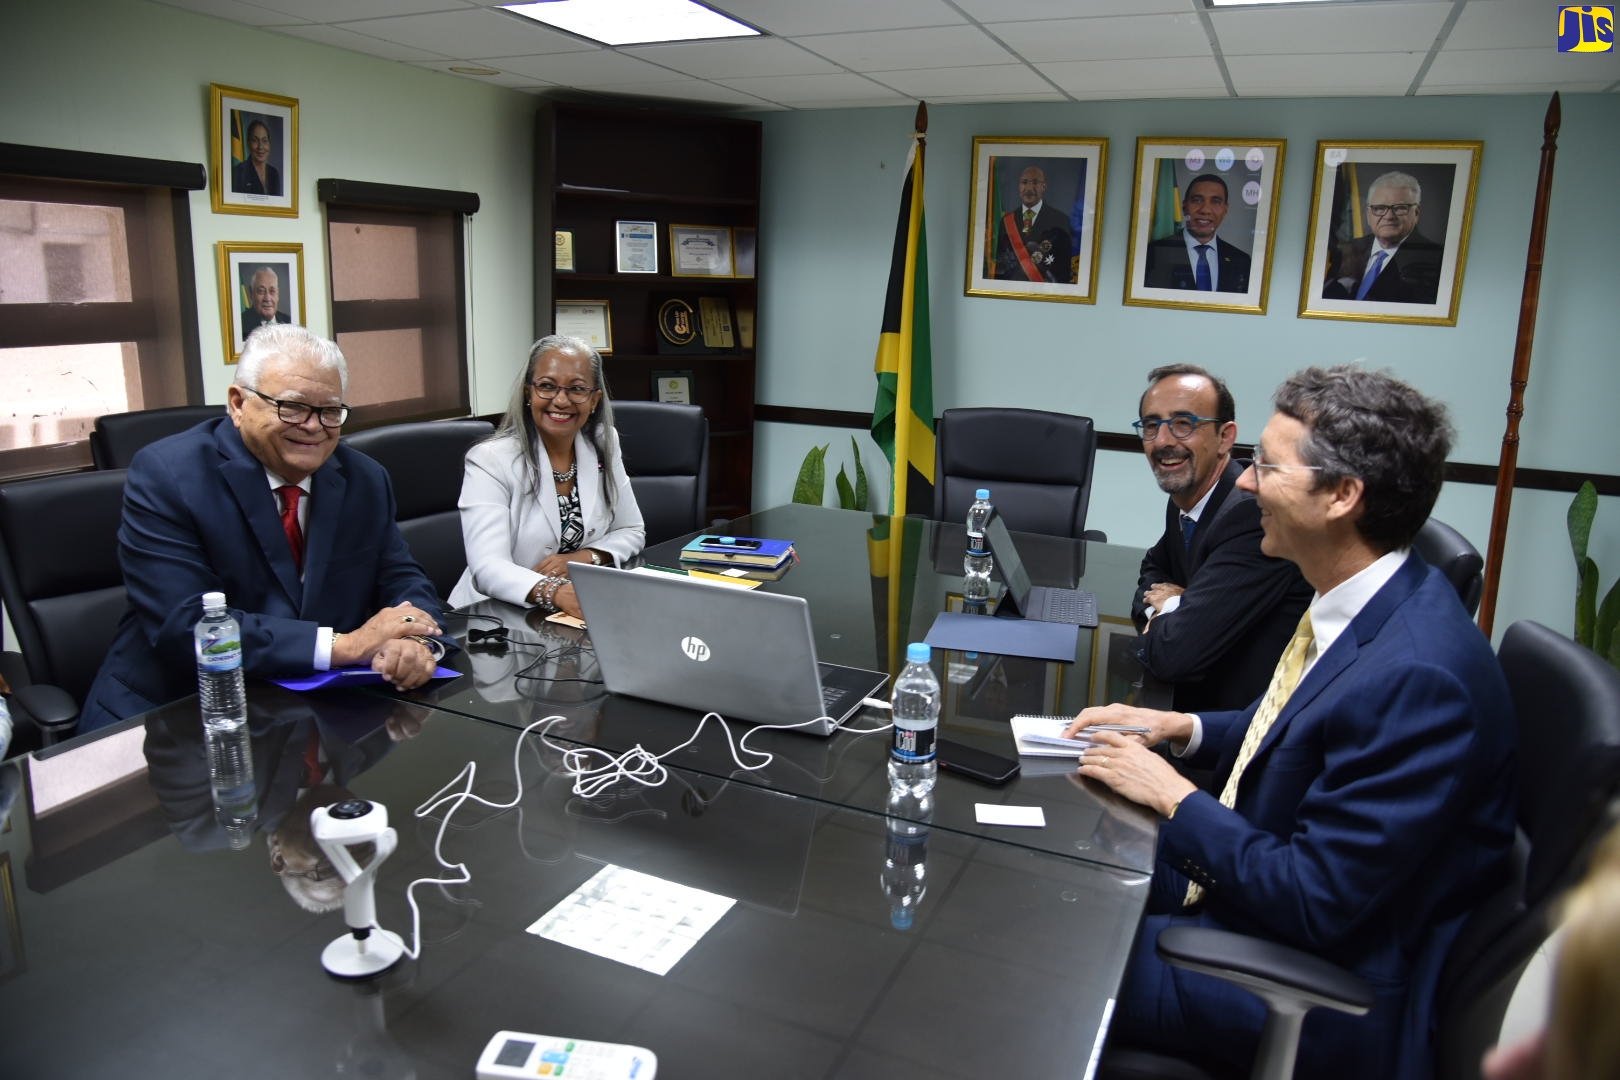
[332,602,442,690]
[1063,704,1198,817]
[530,551,595,619]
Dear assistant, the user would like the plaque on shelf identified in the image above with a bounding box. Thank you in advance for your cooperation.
[733,227,756,279]
[697,297,734,349]
[616,220,657,274]
[670,224,734,277]
[653,370,694,404]
[555,300,612,354]
[655,296,725,355]
[554,230,575,272]
[735,305,755,350]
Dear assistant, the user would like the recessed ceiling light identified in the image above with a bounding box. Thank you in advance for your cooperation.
[502,0,762,47]
[449,65,502,75]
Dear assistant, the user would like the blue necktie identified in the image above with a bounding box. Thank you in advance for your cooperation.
[1181,513,1196,548]
[1194,245,1212,291]
[1355,249,1389,300]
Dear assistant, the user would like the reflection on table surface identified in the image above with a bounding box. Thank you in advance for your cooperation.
[2,689,1148,1080]
[409,505,1161,876]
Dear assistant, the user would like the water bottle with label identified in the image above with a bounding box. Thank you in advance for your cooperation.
[196,592,256,848]
[964,488,994,601]
[887,642,940,795]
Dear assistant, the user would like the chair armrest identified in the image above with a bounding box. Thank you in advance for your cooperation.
[1083,529,1108,543]
[1156,926,1375,1015]
[11,682,81,746]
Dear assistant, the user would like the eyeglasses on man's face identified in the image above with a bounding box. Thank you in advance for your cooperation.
[1367,203,1417,218]
[243,386,349,428]
[1132,413,1221,441]
[530,381,598,404]
[1250,448,1325,481]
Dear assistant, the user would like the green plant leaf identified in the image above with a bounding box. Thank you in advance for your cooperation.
[1596,573,1620,660]
[850,437,868,512]
[1569,480,1597,563]
[793,444,827,506]
[834,466,855,510]
[1576,554,1599,648]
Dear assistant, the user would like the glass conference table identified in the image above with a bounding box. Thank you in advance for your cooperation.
[2,686,1149,1079]
[413,503,1167,876]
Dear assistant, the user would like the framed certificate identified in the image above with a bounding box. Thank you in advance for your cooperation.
[653,370,694,403]
[670,225,734,277]
[615,220,657,274]
[555,300,612,354]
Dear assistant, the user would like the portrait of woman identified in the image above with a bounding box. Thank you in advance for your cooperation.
[449,335,644,619]
[231,114,282,197]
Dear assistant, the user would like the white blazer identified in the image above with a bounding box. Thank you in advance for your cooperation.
[449,430,644,608]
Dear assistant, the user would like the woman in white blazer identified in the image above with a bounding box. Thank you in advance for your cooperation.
[450,335,644,618]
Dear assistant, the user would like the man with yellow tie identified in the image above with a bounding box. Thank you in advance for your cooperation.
[994,164,1073,284]
[1067,365,1514,1080]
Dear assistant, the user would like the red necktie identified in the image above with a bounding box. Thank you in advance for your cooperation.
[278,485,304,571]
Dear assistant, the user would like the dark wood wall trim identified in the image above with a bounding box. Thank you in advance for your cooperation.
[754,404,1620,497]
[0,142,206,190]
[317,178,480,214]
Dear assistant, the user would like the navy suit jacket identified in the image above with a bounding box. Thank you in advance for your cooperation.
[1132,459,1313,712]
[1129,555,1516,1078]
[79,418,438,731]
[1143,233,1251,293]
[1324,233,1443,305]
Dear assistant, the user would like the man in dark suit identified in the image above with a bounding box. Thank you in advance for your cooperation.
[1069,366,1515,1079]
[1131,364,1312,712]
[241,266,291,341]
[994,165,1073,284]
[79,325,443,732]
[1322,170,1442,304]
[1142,174,1251,294]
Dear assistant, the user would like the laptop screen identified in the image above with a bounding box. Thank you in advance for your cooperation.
[983,513,1034,607]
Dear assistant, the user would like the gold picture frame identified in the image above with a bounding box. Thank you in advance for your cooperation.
[554,299,613,354]
[216,242,306,364]
[669,224,735,278]
[965,136,1108,304]
[1123,138,1286,316]
[1298,140,1482,326]
[209,84,299,218]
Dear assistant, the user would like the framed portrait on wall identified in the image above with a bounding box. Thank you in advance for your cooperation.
[209,85,298,218]
[216,242,305,363]
[1123,138,1286,316]
[1298,140,1482,326]
[964,136,1108,304]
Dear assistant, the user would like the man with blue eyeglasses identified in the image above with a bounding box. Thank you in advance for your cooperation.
[1130,364,1311,713]
[80,325,442,731]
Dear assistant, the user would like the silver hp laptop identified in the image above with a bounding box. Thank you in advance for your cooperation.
[984,514,1099,627]
[569,563,889,736]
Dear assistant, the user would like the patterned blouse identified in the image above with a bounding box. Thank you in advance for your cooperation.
[556,488,584,554]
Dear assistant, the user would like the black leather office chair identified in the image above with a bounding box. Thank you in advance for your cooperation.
[342,419,493,601]
[612,401,710,544]
[90,405,223,469]
[933,407,1104,540]
[1414,517,1485,617]
[1099,620,1620,1080]
[0,469,130,751]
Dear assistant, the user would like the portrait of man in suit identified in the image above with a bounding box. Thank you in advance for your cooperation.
[1321,169,1443,305]
[993,165,1074,284]
[1142,174,1252,294]
[241,264,292,341]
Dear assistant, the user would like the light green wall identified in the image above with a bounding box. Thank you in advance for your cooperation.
[755,96,1620,640]
[1,0,536,415]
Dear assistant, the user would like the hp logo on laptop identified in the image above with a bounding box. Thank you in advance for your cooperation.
[681,636,711,662]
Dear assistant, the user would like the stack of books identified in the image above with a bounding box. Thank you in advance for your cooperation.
[678,535,796,574]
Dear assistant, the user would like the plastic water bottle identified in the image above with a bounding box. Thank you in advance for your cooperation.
[880,789,932,930]
[887,642,940,795]
[964,488,994,601]
[196,592,255,848]
[196,591,247,732]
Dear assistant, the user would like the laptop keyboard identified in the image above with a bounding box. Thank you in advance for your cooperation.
[1037,588,1099,627]
[821,685,850,712]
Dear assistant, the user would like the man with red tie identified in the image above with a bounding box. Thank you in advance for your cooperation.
[81,325,441,731]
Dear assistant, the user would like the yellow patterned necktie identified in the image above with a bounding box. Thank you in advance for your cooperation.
[1184,610,1315,907]
[1023,209,1035,230]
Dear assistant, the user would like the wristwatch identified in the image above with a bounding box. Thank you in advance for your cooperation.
[588,550,603,565]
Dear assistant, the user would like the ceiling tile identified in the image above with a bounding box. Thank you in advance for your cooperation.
[1445,1,1558,51]
[332,8,594,59]
[602,80,785,107]
[792,25,1016,71]
[253,0,465,21]
[406,61,555,89]
[927,91,1070,104]
[716,71,908,105]
[1416,81,1615,96]
[1423,45,1620,85]
[274,24,449,61]
[708,0,966,37]
[149,0,306,27]
[1038,56,1225,94]
[485,49,680,86]
[1072,85,1229,101]
[1227,51,1425,92]
[620,37,840,78]
[955,0,1189,18]
[1210,2,1452,56]
[866,64,1056,97]
[988,13,1213,64]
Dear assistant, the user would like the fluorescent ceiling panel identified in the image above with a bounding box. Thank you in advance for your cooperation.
[503,0,760,46]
